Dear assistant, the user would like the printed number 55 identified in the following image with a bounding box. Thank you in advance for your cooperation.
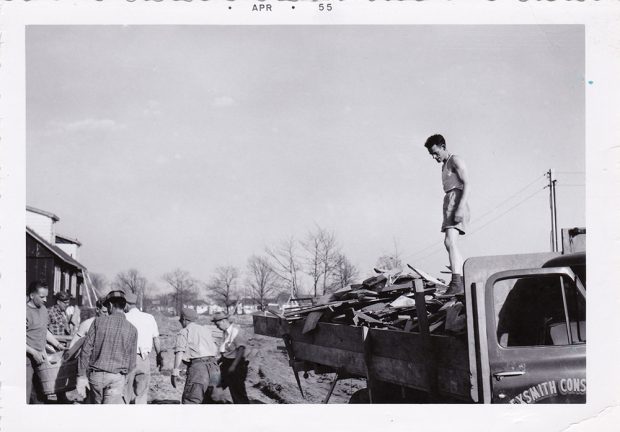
[319,4,333,12]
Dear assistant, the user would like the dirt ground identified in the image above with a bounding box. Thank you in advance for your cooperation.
[147,312,365,404]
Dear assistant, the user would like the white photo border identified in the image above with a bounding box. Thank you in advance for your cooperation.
[1,2,619,432]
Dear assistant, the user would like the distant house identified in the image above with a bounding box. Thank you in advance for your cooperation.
[235,297,274,315]
[26,206,98,307]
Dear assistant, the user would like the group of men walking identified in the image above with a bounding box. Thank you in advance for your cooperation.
[26,284,250,404]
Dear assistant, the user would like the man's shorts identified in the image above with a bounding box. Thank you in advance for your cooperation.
[442,189,470,235]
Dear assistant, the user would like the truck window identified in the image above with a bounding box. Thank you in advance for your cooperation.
[494,274,585,347]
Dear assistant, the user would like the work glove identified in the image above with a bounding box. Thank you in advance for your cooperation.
[76,376,90,399]
[156,351,164,371]
[170,368,180,389]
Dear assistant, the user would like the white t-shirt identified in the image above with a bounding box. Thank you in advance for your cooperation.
[125,308,160,357]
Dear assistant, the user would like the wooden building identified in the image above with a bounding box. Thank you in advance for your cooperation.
[26,206,98,307]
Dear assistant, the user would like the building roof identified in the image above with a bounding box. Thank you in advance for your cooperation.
[55,233,82,246]
[26,226,87,270]
[26,205,60,222]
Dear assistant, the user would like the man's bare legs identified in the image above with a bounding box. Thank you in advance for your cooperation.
[441,228,464,296]
[444,228,463,274]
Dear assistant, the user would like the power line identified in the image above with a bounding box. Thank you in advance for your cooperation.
[403,173,546,261]
[472,173,546,224]
[413,187,547,264]
[468,187,546,236]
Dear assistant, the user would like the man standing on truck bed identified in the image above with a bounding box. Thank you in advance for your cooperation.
[424,134,470,297]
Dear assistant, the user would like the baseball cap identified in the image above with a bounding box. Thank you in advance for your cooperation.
[211,312,229,323]
[104,290,126,303]
[125,292,138,304]
[55,291,72,302]
[180,308,198,322]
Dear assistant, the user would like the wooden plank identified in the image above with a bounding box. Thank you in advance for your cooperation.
[367,357,471,400]
[368,328,469,370]
[288,322,365,353]
[414,278,438,399]
[291,341,367,376]
[302,311,323,334]
[436,366,472,399]
[252,314,282,337]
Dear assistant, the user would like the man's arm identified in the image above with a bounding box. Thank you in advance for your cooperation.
[78,321,96,377]
[170,330,187,388]
[452,156,470,221]
[172,330,187,372]
[26,345,46,364]
[46,330,63,350]
[153,337,161,356]
[228,346,245,373]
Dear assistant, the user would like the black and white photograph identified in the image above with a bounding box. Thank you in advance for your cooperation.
[24,23,586,405]
[1,2,619,432]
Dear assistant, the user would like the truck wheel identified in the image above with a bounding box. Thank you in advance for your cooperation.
[348,388,370,404]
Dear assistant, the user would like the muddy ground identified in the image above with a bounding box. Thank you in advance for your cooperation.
[147,312,365,404]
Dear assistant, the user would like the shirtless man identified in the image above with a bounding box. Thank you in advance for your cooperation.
[424,134,470,297]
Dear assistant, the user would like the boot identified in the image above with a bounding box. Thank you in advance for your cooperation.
[437,274,464,298]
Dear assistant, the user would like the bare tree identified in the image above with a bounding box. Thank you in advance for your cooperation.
[162,269,199,315]
[89,272,109,297]
[247,255,278,311]
[266,237,302,298]
[375,239,403,271]
[301,230,323,298]
[332,253,360,290]
[302,226,340,297]
[112,269,147,309]
[207,266,240,313]
[318,228,339,295]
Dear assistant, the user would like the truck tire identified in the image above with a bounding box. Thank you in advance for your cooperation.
[348,388,370,404]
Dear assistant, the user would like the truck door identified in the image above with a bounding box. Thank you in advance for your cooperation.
[485,267,586,403]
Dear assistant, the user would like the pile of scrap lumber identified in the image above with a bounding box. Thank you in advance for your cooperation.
[280,267,466,336]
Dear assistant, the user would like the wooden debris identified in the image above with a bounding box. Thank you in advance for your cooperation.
[276,266,467,337]
[302,311,324,334]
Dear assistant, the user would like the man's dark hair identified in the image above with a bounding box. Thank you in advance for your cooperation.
[424,134,446,150]
[95,299,104,309]
[105,297,126,311]
[27,280,48,296]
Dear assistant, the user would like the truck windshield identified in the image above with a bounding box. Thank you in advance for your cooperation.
[494,274,586,347]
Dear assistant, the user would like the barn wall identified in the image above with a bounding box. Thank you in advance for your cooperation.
[26,233,55,299]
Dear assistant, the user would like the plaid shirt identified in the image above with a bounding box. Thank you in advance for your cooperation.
[78,310,138,376]
[47,304,70,336]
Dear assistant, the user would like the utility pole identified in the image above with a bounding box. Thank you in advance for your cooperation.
[546,169,559,252]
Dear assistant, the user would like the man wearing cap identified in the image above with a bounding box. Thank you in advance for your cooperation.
[76,290,138,404]
[124,291,163,404]
[47,291,72,337]
[172,308,219,404]
[212,312,250,404]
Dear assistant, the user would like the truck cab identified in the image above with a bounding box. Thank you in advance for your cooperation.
[465,251,586,403]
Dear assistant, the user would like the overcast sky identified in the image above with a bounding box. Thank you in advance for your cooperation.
[26,25,585,291]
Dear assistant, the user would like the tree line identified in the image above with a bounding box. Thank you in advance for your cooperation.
[87,225,385,316]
